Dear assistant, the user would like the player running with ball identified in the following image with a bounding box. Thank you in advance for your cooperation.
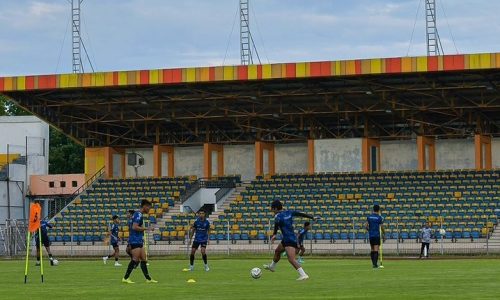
[264,200,319,281]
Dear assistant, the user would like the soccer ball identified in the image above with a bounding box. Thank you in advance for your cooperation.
[439,229,446,235]
[52,259,59,266]
[250,267,262,279]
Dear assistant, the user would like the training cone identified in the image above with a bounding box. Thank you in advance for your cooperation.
[187,279,196,283]
[182,268,190,272]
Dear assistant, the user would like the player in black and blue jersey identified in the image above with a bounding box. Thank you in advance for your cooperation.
[103,215,122,266]
[366,204,384,268]
[187,210,211,272]
[264,200,318,281]
[35,219,56,266]
[295,221,311,264]
[122,200,157,284]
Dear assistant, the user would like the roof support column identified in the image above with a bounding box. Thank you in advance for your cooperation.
[475,134,492,170]
[255,141,275,177]
[308,139,315,175]
[362,138,380,173]
[153,145,174,178]
[417,136,436,171]
[203,143,224,179]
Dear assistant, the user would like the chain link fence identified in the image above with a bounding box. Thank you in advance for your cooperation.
[1,216,498,258]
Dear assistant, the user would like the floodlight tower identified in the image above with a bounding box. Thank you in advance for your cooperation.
[72,0,83,73]
[240,0,252,65]
[425,0,444,56]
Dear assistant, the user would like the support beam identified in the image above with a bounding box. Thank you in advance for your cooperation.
[203,143,224,179]
[308,139,315,174]
[362,138,380,173]
[153,145,174,177]
[417,136,436,171]
[255,141,275,177]
[475,134,492,170]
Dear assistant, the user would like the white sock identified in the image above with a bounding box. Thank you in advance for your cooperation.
[270,261,277,268]
[297,267,307,277]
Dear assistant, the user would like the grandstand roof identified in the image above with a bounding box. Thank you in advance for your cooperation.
[1,52,500,147]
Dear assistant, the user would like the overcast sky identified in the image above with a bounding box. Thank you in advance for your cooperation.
[0,0,499,76]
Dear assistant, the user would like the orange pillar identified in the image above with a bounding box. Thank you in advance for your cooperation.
[475,134,492,170]
[417,136,436,171]
[153,145,174,177]
[308,139,315,174]
[255,141,275,177]
[362,138,380,173]
[203,143,224,179]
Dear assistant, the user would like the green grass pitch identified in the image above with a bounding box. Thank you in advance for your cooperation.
[2,258,499,299]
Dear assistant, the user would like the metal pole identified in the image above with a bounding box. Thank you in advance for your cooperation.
[352,218,355,256]
[70,221,74,257]
[310,222,313,256]
[396,217,400,256]
[7,145,11,220]
[226,220,230,256]
[267,220,271,253]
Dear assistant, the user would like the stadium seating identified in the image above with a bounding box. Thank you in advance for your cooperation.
[163,170,499,243]
[48,176,196,243]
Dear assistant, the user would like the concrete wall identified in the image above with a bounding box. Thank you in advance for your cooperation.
[0,116,49,179]
[314,138,362,172]
[125,148,153,178]
[30,174,86,196]
[275,143,308,174]
[175,146,203,178]
[381,140,417,171]
[224,145,254,181]
[181,188,218,213]
[436,139,475,170]
[493,138,500,168]
[0,181,26,225]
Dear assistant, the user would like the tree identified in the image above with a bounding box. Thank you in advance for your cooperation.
[48,129,84,174]
[1,94,84,174]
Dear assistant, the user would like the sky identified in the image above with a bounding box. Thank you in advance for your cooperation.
[0,0,499,76]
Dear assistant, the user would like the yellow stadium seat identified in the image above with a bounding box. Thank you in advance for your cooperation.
[236,195,243,202]
[173,191,180,197]
[178,230,186,237]
[251,195,259,202]
[338,194,345,200]
[170,231,177,238]
[454,191,462,198]
[387,193,395,199]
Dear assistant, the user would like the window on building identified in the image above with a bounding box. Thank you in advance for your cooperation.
[72,181,78,187]
[60,181,66,188]
[49,181,55,188]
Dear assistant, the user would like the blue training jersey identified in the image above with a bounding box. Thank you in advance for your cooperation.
[298,228,308,244]
[367,213,383,238]
[193,218,210,242]
[110,223,119,243]
[275,210,301,244]
[128,211,144,245]
[35,220,52,238]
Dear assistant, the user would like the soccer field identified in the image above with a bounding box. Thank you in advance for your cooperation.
[2,258,499,300]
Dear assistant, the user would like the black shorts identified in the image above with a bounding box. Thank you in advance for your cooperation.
[192,241,207,249]
[369,237,381,246]
[35,236,50,248]
[281,241,298,248]
[298,241,305,248]
[111,242,119,248]
[130,243,143,250]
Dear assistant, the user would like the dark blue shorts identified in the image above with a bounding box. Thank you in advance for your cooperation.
[281,240,298,248]
[192,241,207,249]
[130,243,143,250]
[298,241,305,248]
[111,242,119,248]
[369,237,381,246]
[35,236,50,248]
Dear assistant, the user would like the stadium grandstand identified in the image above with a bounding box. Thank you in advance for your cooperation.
[1,52,499,256]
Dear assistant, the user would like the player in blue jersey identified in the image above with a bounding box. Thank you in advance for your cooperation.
[125,209,134,259]
[366,204,384,268]
[188,210,211,272]
[295,221,311,264]
[103,215,122,266]
[35,219,56,266]
[264,200,318,281]
[122,200,157,284]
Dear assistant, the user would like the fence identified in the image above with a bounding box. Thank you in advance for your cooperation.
[2,216,498,258]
